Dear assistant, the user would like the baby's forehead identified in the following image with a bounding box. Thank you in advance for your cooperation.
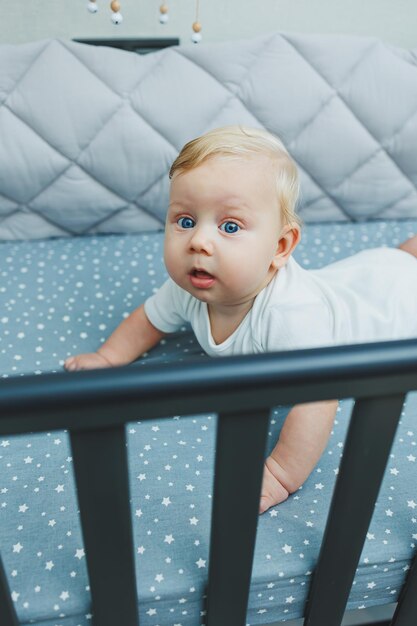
[170,154,279,207]
[209,151,276,171]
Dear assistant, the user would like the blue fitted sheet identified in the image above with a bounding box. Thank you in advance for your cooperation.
[1,219,417,625]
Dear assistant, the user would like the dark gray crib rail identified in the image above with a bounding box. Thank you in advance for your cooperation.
[1,339,417,626]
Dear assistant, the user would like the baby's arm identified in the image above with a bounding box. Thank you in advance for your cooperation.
[260,399,338,513]
[64,304,165,371]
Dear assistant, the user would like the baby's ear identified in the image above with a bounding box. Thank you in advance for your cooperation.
[272,225,301,270]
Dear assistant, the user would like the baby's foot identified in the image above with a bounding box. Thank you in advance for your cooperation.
[259,456,290,514]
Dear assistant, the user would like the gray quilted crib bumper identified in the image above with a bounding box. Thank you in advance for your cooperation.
[1,32,417,240]
[1,32,417,626]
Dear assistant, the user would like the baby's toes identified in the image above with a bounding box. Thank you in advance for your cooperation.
[259,493,275,515]
[259,462,290,514]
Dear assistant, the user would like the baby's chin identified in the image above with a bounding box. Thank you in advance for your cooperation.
[170,273,253,307]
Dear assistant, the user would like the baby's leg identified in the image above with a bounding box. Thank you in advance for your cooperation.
[398,234,417,258]
[259,400,337,514]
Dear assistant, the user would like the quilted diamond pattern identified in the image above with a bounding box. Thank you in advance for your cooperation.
[7,41,122,162]
[0,33,416,240]
[0,106,68,204]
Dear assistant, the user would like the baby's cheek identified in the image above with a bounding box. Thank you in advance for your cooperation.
[164,245,184,284]
[164,237,175,264]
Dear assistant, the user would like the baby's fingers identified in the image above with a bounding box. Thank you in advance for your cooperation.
[64,357,79,371]
[64,356,85,372]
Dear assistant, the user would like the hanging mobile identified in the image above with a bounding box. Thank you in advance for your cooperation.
[110,0,123,24]
[191,0,202,43]
[159,3,169,24]
[87,0,98,14]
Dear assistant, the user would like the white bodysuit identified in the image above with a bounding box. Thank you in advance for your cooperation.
[144,248,417,356]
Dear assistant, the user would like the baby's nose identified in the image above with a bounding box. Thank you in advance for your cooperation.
[189,227,214,254]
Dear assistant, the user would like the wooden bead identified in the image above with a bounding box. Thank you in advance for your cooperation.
[111,0,121,12]
[160,3,169,13]
[192,21,202,32]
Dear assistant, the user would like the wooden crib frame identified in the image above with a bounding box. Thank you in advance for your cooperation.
[1,338,417,626]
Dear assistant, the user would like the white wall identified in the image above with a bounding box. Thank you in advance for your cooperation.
[1,0,416,49]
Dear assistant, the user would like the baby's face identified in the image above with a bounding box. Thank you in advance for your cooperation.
[164,155,287,309]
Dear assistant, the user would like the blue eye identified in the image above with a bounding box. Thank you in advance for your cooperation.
[220,221,240,234]
[178,217,195,229]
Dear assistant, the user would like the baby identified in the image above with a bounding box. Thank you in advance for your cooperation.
[64,125,417,514]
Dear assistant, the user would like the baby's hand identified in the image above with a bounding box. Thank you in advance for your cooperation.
[64,352,113,371]
[259,456,290,514]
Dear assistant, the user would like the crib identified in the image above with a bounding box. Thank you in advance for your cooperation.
[1,340,417,626]
[1,32,417,626]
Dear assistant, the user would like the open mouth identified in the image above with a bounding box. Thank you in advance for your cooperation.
[189,269,216,288]
[191,269,214,279]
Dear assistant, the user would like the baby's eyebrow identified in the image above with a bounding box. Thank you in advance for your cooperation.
[221,203,250,216]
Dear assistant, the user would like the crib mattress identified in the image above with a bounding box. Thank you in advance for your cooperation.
[1,219,417,626]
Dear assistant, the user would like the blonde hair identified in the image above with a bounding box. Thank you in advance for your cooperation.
[169,125,302,228]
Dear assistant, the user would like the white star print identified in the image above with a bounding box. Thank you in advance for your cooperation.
[13,543,23,553]
[75,548,85,559]
[162,497,171,506]
[196,558,206,568]
[282,544,292,554]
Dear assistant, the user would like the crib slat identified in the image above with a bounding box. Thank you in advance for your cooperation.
[70,426,139,626]
[390,554,417,626]
[0,556,19,626]
[304,394,405,626]
[206,407,271,626]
